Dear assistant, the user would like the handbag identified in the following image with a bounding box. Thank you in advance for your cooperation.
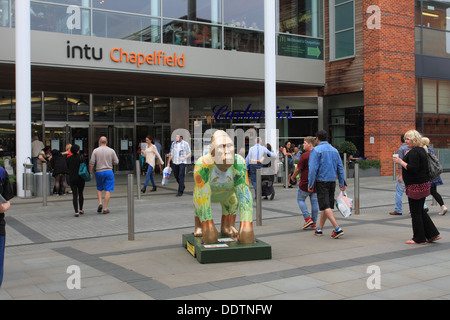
[427,152,443,181]
[78,162,91,181]
[335,191,353,218]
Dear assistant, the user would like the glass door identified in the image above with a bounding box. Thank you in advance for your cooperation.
[115,126,135,172]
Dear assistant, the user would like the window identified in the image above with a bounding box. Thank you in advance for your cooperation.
[277,0,324,37]
[329,0,354,60]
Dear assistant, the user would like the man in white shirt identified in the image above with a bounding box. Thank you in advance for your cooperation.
[167,135,191,197]
[31,135,44,173]
[245,137,276,192]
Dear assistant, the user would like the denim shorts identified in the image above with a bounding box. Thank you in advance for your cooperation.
[316,181,336,211]
[95,170,115,192]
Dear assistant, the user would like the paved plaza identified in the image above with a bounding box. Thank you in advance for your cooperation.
[1,172,450,300]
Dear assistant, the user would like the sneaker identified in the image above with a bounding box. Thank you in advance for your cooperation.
[314,229,323,237]
[310,223,316,229]
[331,229,344,239]
[427,235,442,243]
[302,217,313,229]
[439,206,448,216]
[389,211,402,215]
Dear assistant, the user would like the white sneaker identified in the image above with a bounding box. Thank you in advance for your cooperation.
[439,206,448,216]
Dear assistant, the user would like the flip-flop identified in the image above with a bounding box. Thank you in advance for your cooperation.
[97,205,103,213]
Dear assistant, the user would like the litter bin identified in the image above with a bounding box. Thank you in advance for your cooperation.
[23,160,34,198]
[34,172,51,197]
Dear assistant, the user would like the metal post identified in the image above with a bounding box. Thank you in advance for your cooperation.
[354,162,360,215]
[42,162,47,206]
[393,151,396,180]
[256,168,262,226]
[284,154,289,188]
[135,160,141,200]
[128,174,135,240]
[343,153,347,181]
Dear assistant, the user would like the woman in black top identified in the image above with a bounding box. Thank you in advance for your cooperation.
[66,144,85,217]
[393,130,440,244]
[0,166,13,287]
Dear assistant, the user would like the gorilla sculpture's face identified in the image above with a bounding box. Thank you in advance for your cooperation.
[211,131,235,172]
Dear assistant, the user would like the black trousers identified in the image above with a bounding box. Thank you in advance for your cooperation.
[70,179,85,213]
[430,186,444,206]
[172,163,186,195]
[408,196,439,243]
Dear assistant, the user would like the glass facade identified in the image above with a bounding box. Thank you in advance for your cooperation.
[415,1,450,151]
[1,0,324,58]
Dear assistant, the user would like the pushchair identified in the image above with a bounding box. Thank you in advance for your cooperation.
[261,174,275,200]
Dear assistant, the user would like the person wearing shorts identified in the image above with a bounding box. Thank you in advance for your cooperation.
[89,136,119,214]
[308,130,346,239]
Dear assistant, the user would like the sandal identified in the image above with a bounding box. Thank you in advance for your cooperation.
[405,239,426,245]
[103,209,110,214]
[74,213,79,217]
[427,235,442,243]
[97,204,103,213]
[79,210,84,215]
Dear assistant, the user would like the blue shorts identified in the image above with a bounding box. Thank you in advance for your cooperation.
[95,170,115,192]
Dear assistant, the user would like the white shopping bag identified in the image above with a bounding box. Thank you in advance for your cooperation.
[161,167,172,185]
[335,191,353,218]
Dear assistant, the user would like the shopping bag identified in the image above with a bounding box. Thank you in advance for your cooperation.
[335,191,353,218]
[78,162,91,181]
[161,166,172,185]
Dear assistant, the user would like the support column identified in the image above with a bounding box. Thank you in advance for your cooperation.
[264,0,277,149]
[15,0,32,198]
[363,0,416,175]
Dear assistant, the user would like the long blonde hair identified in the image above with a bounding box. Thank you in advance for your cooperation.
[422,137,430,152]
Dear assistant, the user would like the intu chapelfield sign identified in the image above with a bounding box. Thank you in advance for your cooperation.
[212,104,293,122]
[66,40,186,68]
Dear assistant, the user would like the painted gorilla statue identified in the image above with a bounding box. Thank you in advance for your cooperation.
[193,130,254,244]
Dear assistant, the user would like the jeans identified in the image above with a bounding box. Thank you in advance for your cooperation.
[395,180,405,213]
[173,163,186,195]
[297,189,319,222]
[0,235,5,288]
[144,165,155,187]
[249,164,262,191]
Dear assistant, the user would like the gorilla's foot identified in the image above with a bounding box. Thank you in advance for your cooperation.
[201,219,219,244]
[238,221,255,244]
[221,214,238,237]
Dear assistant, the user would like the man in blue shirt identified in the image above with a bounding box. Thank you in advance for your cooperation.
[246,137,276,193]
[308,130,346,238]
[167,135,191,197]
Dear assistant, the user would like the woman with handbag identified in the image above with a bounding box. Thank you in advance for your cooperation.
[66,144,85,217]
[422,137,447,216]
[141,136,164,193]
[393,130,440,244]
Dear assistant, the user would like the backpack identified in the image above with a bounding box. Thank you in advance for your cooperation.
[427,152,443,181]
[0,167,14,201]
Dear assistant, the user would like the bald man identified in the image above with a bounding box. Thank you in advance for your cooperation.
[89,136,119,214]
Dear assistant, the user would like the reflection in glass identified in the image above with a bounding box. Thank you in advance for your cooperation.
[1,0,10,27]
[163,20,221,48]
[114,97,134,122]
[30,2,90,35]
[153,98,170,123]
[335,29,354,59]
[163,0,221,23]
[44,93,68,121]
[93,0,158,16]
[93,11,160,42]
[277,0,323,37]
[224,27,264,53]
[93,96,114,122]
[422,28,450,58]
[224,0,264,30]
[0,91,14,120]
[67,94,89,121]
[136,97,154,123]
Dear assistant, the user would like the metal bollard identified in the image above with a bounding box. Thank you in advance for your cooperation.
[393,151,396,180]
[135,160,141,200]
[127,174,135,240]
[284,154,289,188]
[354,162,360,215]
[256,168,262,226]
[43,162,47,207]
[344,153,347,181]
